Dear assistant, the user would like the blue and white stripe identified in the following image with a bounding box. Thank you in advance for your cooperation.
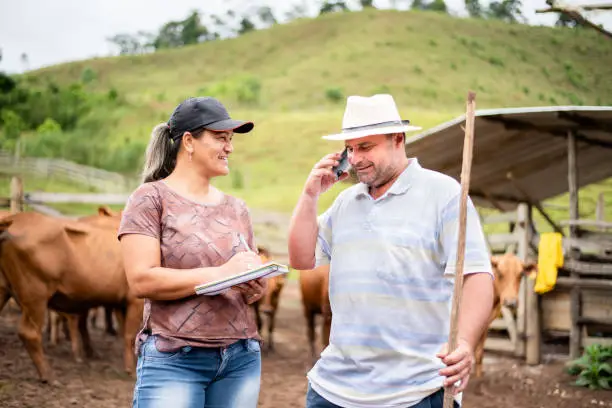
[308,158,492,408]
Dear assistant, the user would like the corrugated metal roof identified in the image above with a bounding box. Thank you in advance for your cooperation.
[405,106,612,211]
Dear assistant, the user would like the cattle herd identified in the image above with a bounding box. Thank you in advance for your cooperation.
[0,207,535,386]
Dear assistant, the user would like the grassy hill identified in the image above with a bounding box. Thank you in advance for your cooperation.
[18,9,612,218]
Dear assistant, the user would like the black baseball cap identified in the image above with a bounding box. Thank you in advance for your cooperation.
[167,97,254,142]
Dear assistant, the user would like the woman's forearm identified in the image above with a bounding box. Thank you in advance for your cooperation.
[129,265,227,301]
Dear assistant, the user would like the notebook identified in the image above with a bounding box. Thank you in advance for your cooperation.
[194,262,289,296]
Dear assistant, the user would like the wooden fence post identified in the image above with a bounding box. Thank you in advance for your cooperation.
[10,176,23,213]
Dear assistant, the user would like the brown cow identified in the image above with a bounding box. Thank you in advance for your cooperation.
[473,252,537,378]
[299,264,331,366]
[46,207,126,354]
[253,245,286,352]
[0,210,142,383]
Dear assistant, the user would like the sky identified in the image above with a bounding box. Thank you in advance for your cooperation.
[1,0,611,74]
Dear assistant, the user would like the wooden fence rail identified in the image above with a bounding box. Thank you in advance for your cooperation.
[0,151,139,193]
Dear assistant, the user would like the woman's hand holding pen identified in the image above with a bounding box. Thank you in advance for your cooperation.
[223,251,263,276]
[223,251,266,303]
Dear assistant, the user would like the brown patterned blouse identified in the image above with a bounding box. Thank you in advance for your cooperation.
[117,181,261,352]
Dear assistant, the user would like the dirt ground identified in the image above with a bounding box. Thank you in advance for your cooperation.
[1,281,611,408]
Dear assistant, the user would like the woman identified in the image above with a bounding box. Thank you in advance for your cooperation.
[118,96,266,408]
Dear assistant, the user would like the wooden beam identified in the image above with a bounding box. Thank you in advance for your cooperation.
[10,176,23,214]
[564,238,612,256]
[25,192,130,205]
[559,219,612,229]
[579,3,612,11]
[578,317,612,326]
[501,306,518,348]
[558,112,612,133]
[563,259,612,276]
[482,116,612,148]
[481,190,508,212]
[482,211,518,224]
[568,129,582,360]
[484,337,516,353]
[583,336,612,347]
[556,277,612,290]
[506,172,566,236]
[526,277,541,365]
[487,233,518,246]
[515,204,529,358]
[536,1,612,39]
[597,193,607,257]
[471,191,521,204]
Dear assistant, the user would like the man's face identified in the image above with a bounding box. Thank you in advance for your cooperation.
[345,133,403,187]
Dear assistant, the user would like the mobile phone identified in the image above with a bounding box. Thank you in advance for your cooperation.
[331,148,350,178]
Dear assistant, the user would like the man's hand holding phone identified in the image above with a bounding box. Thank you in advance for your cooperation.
[303,148,350,199]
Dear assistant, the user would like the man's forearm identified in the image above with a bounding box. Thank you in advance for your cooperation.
[457,273,494,350]
[287,192,319,270]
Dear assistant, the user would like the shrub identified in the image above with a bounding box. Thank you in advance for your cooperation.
[81,67,97,84]
[567,344,612,390]
[325,87,343,103]
[234,75,261,104]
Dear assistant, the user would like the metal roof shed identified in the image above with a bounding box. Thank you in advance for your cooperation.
[405,106,612,212]
[406,105,612,362]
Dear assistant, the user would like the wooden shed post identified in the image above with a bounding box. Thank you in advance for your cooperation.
[567,129,582,360]
[515,203,528,358]
[10,176,23,214]
[521,203,541,365]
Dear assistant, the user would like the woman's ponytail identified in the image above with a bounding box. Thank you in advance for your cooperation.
[141,123,179,183]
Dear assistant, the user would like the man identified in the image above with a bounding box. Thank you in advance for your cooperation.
[288,94,494,408]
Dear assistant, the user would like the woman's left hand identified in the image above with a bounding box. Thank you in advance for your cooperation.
[233,278,267,304]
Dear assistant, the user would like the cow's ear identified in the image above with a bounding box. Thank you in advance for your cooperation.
[523,261,538,276]
[0,218,13,231]
[491,255,501,268]
[64,221,90,235]
[98,206,114,217]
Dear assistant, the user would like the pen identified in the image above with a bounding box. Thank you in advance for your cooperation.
[239,233,252,252]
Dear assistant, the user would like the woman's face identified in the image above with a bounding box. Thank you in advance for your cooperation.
[191,129,234,178]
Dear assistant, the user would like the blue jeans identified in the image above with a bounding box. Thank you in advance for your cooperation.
[306,383,460,408]
[132,335,261,408]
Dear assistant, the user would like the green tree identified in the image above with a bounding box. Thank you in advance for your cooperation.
[320,1,349,14]
[36,117,62,134]
[429,0,447,12]
[487,0,525,23]
[0,109,25,141]
[153,11,212,50]
[412,0,428,10]
[0,72,16,93]
[181,10,209,45]
[257,6,277,26]
[412,0,447,12]
[107,33,146,55]
[465,0,484,18]
[238,17,256,35]
[556,13,581,28]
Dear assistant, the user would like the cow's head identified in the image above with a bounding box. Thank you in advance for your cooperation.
[257,245,271,264]
[491,253,537,310]
[256,245,285,315]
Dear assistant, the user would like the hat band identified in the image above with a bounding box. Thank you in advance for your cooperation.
[342,120,408,133]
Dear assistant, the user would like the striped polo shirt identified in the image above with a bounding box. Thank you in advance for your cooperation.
[309,158,493,408]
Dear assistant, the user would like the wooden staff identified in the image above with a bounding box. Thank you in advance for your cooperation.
[443,91,476,408]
